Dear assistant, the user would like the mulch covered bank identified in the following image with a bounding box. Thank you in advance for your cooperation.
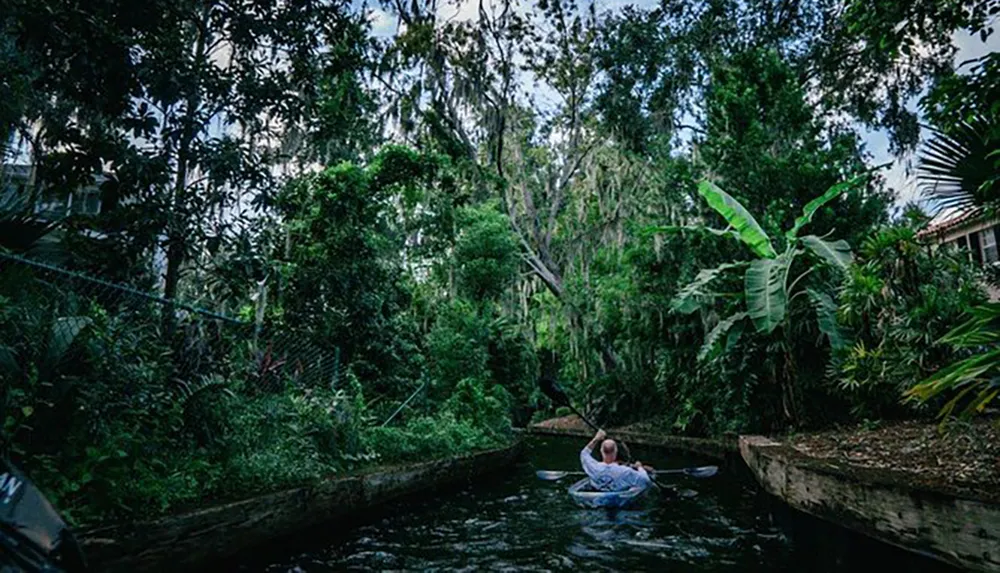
[532,414,592,431]
[790,418,1000,503]
[532,415,678,434]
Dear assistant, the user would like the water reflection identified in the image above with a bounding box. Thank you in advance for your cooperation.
[232,437,957,572]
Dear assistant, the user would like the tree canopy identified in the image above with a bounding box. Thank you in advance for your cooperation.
[1,0,996,524]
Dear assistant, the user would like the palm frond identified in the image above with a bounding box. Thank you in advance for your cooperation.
[918,115,1000,211]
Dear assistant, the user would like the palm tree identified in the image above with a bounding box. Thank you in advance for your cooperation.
[908,114,1000,420]
[918,114,1000,211]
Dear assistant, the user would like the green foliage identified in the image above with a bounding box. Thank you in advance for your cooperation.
[906,304,1000,420]
[697,181,777,258]
[918,114,1000,210]
[700,48,892,248]
[923,52,999,139]
[833,226,987,419]
[363,412,505,463]
[3,0,378,299]
[744,256,789,334]
[670,262,748,315]
[276,154,417,385]
[427,300,491,395]
[806,289,844,351]
[0,215,519,526]
[698,312,747,362]
[678,178,861,337]
[671,175,867,426]
[785,175,875,242]
[423,297,535,424]
[801,236,854,272]
[811,0,994,151]
[454,204,519,301]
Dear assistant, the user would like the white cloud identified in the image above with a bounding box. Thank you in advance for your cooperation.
[436,0,490,22]
[369,7,398,37]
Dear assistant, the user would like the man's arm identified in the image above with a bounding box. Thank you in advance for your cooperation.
[580,429,606,478]
[630,461,654,488]
[585,429,606,452]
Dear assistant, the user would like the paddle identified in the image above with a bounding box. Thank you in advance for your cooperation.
[538,376,633,458]
[537,374,674,490]
[538,376,601,430]
[535,465,719,482]
[537,370,678,489]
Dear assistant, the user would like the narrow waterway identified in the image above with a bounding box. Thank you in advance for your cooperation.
[231,436,958,572]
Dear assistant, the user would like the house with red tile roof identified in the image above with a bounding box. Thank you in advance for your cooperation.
[918,206,1000,299]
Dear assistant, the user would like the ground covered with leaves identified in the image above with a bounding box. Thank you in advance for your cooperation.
[531,414,590,431]
[790,418,1000,502]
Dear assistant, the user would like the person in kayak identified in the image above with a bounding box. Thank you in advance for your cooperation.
[581,429,653,492]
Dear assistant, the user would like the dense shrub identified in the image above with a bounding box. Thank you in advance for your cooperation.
[0,256,516,525]
[832,226,987,419]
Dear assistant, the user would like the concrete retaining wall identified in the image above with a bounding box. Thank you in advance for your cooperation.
[740,435,1000,572]
[78,442,522,572]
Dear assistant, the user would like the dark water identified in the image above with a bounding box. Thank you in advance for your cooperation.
[231,437,958,572]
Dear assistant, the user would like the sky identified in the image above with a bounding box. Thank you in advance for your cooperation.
[869,29,999,216]
[368,0,999,216]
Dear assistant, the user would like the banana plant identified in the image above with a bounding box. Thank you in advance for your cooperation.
[668,176,866,354]
[658,175,872,421]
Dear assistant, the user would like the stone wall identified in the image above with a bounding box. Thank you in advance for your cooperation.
[740,435,1000,572]
[78,443,522,572]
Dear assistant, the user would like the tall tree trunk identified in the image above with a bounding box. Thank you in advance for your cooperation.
[162,1,210,303]
[780,337,800,426]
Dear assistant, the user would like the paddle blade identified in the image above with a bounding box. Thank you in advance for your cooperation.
[683,465,719,478]
[536,470,571,481]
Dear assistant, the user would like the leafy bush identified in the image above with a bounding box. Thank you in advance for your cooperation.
[832,226,987,419]
[426,300,491,396]
[364,413,502,462]
[906,303,1000,420]
[454,203,519,301]
[363,377,512,463]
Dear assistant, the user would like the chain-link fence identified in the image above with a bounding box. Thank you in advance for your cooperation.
[0,252,353,523]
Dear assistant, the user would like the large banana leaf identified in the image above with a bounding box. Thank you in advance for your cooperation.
[785,175,863,241]
[745,257,788,334]
[698,181,777,259]
[907,303,1000,420]
[801,235,853,272]
[698,312,747,362]
[806,288,845,350]
[670,262,747,315]
[725,318,747,351]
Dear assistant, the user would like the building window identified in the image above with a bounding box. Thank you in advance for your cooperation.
[981,227,998,264]
[72,187,102,215]
[956,234,970,252]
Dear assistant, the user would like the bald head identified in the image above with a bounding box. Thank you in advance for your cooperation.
[600,439,617,463]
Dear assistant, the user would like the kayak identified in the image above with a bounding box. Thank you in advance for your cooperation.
[567,478,649,509]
